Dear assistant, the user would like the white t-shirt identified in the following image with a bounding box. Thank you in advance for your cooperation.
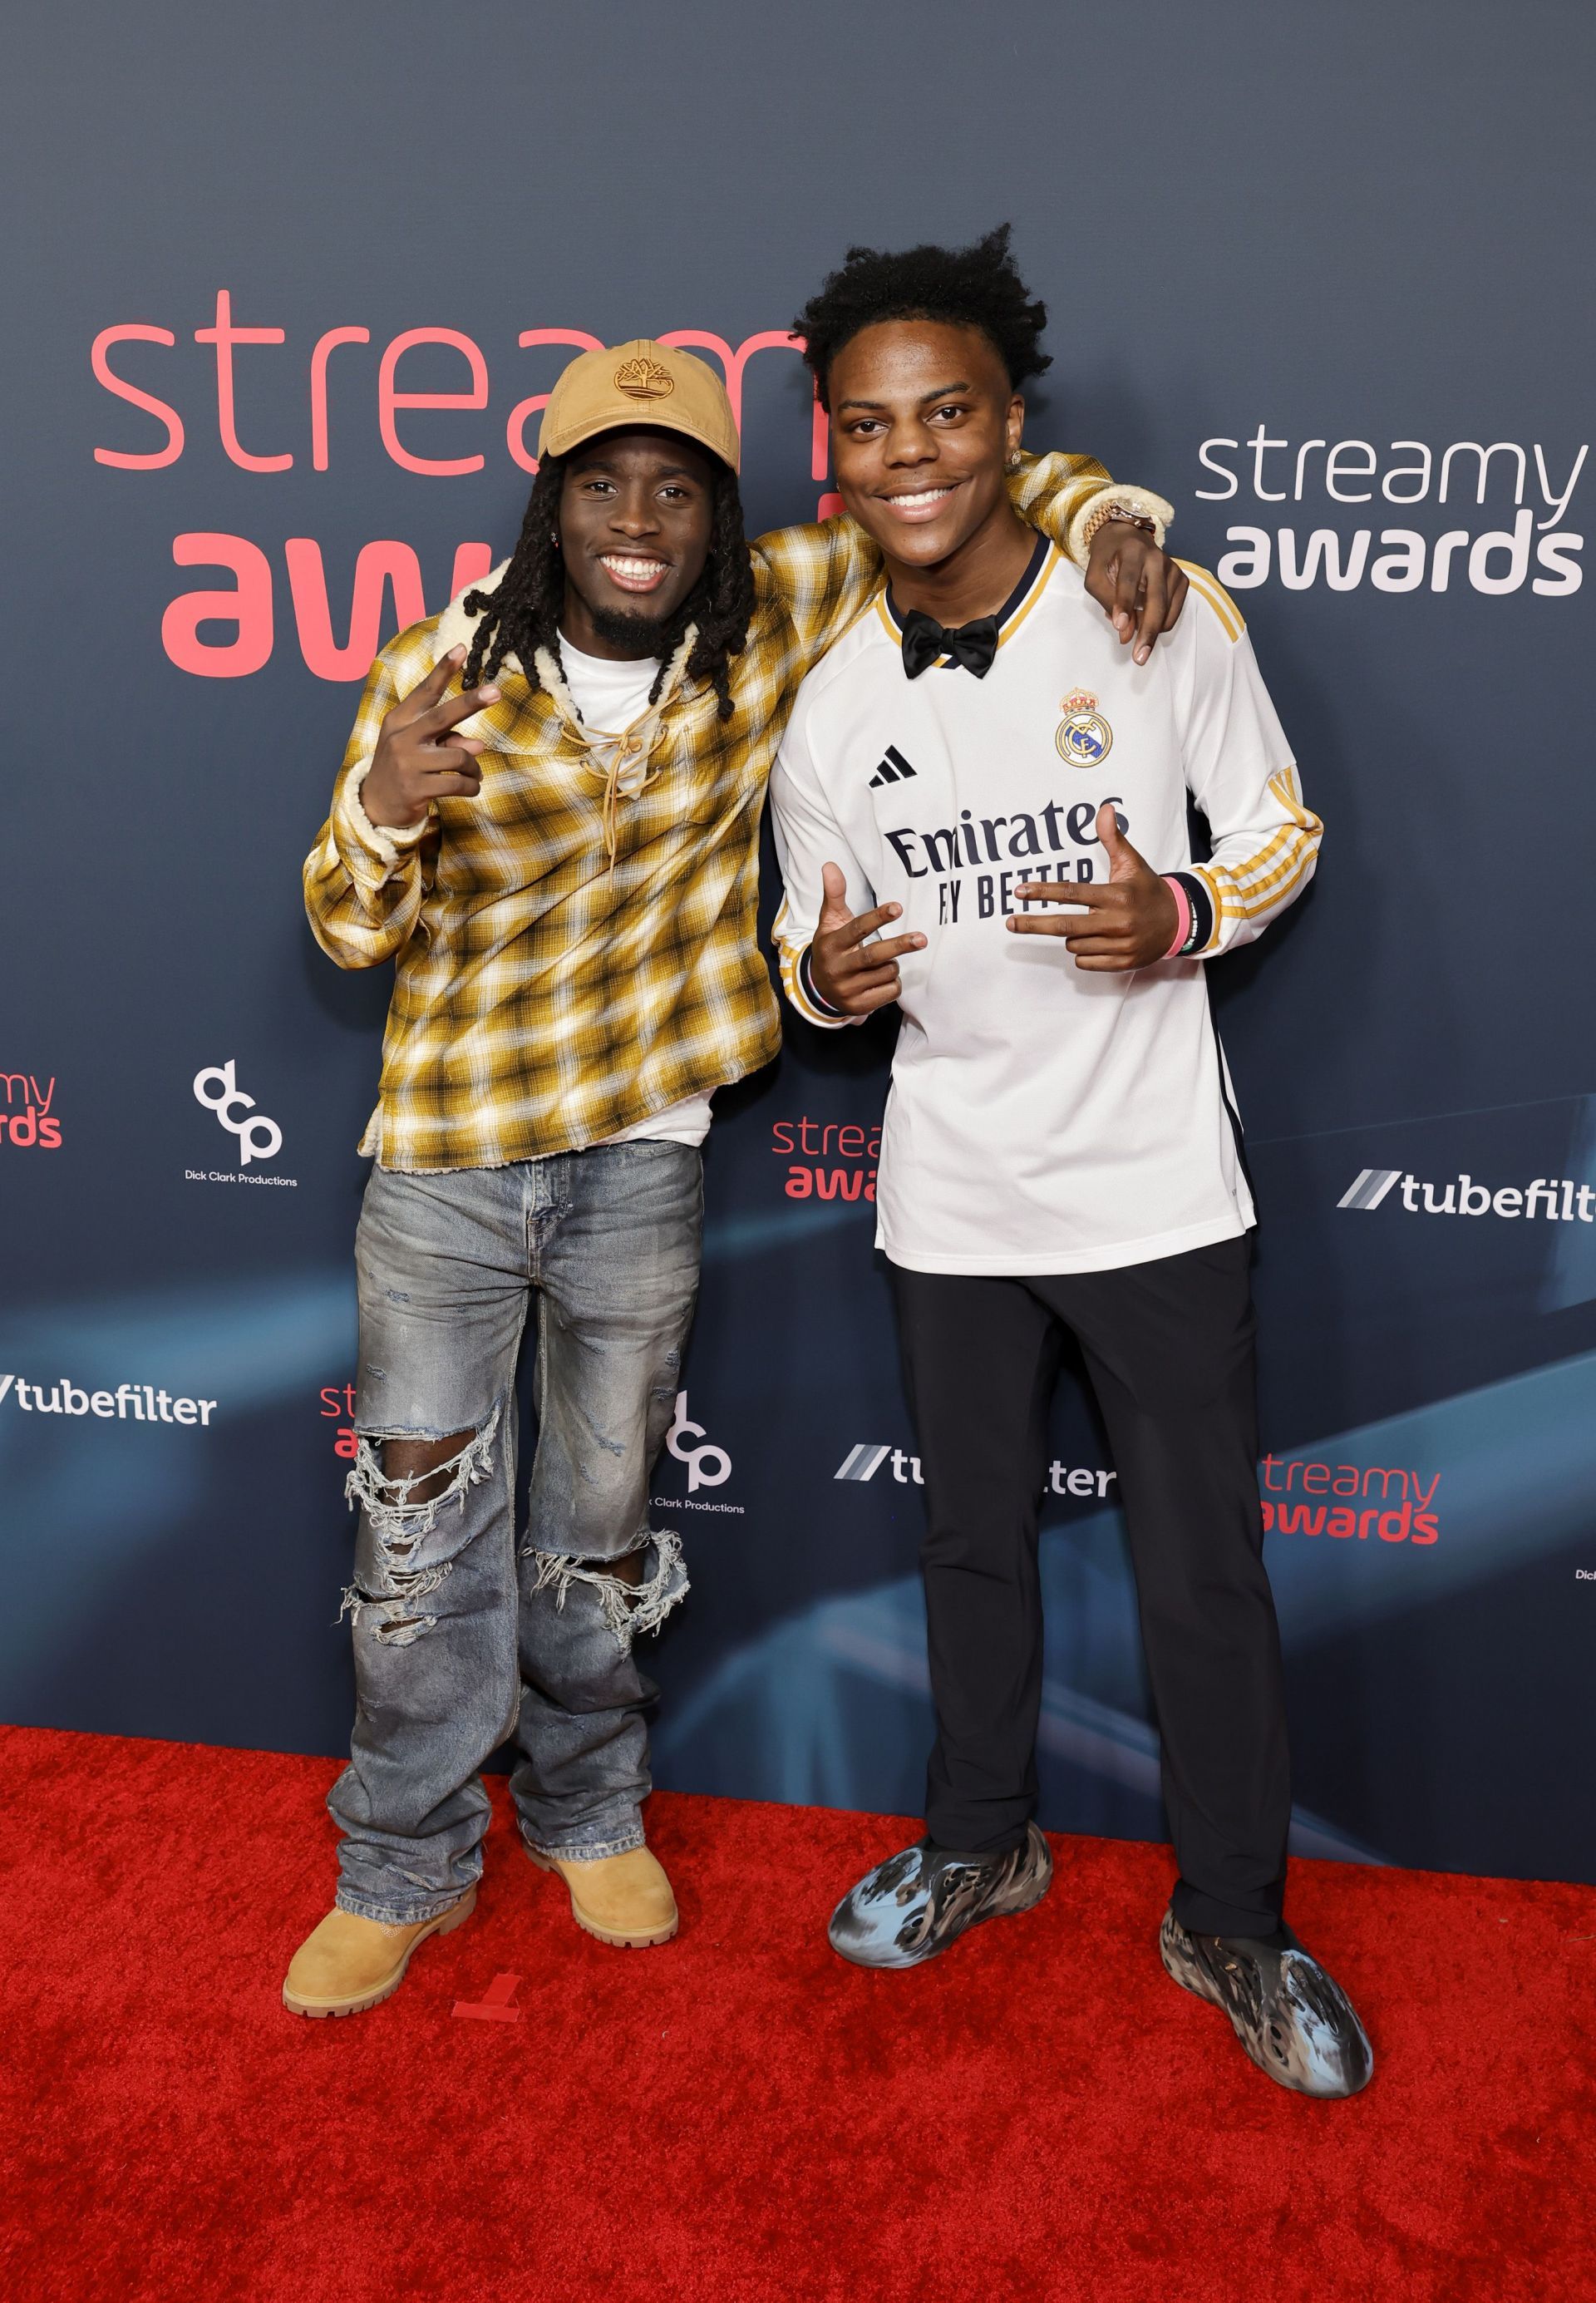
[769,545,1319,1275]
[558,634,714,1152]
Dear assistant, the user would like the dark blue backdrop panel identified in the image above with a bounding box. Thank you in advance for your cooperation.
[2,0,1593,1884]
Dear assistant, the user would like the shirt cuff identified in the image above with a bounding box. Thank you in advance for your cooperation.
[780,940,860,1029]
[798,944,848,1018]
[1067,486,1176,561]
[338,758,434,875]
[1166,870,1216,955]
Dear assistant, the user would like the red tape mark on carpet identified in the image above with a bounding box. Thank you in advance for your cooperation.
[452,1972,522,2023]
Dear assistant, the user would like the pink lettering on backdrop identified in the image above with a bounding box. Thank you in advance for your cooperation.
[160,534,274,677]
[658,329,830,481]
[95,305,839,671]
[378,329,490,476]
[169,537,496,679]
[194,291,293,472]
[286,540,497,679]
[91,327,185,469]
[505,329,607,473]
[286,540,427,680]
[310,328,372,471]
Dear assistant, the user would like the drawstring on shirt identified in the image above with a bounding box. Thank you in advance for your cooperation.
[533,629,698,869]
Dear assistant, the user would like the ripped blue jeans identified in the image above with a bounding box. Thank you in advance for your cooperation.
[328,1144,701,1926]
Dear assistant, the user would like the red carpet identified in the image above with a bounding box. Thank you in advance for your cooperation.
[2,1725,1592,2303]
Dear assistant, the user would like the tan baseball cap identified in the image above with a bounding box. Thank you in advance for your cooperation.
[538,338,741,471]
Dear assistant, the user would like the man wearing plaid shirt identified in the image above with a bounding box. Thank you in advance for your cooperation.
[285,334,1182,2019]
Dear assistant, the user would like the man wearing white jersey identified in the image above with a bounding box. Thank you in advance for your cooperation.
[772,230,1373,2100]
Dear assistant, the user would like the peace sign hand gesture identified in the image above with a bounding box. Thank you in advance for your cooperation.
[361,646,501,830]
[808,863,927,1016]
[1007,803,1180,971]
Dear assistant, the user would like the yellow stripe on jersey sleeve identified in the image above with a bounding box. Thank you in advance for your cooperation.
[772,895,836,1024]
[1200,772,1323,936]
[1175,561,1246,644]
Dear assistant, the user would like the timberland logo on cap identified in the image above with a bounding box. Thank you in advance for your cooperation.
[613,356,676,400]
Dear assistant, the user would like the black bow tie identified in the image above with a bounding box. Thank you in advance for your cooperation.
[899,607,1000,681]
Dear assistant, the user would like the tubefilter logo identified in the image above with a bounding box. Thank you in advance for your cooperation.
[836,1442,1117,1499]
[1,1073,62,1149]
[1340,1168,1595,1223]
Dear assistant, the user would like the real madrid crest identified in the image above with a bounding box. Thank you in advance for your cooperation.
[1055,688,1113,768]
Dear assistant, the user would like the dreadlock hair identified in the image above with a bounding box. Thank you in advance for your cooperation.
[460,446,756,721]
[794,223,1052,412]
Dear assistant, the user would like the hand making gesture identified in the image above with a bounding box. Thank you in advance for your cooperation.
[359,646,501,830]
[1007,802,1181,970]
[807,863,928,1016]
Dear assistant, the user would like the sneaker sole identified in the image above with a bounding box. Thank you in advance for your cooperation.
[282,1886,477,2019]
[525,1848,678,1948]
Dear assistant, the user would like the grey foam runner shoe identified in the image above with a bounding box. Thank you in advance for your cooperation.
[1159,1905,1374,2098]
[828,1822,1053,1970]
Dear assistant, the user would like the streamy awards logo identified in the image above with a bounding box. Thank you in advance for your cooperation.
[1261,1454,1441,1544]
[771,1117,879,1204]
[1,1071,62,1150]
[1195,432,1585,598]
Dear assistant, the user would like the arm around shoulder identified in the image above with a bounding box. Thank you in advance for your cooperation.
[750,512,887,675]
[1010,451,1175,565]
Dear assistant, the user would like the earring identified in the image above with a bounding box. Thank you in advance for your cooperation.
[1007,450,1022,471]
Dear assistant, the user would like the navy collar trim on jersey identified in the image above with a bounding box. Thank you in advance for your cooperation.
[879,527,1052,645]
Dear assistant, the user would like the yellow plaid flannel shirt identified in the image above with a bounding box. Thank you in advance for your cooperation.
[303,454,1172,1171]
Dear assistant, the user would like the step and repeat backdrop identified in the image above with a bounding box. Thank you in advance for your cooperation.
[4,1,1593,1883]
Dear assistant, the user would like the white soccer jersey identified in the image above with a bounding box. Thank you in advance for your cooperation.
[769,541,1321,1275]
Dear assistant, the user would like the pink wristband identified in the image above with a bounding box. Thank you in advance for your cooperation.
[1161,875,1191,959]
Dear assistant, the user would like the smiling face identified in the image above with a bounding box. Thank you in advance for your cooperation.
[558,428,719,658]
[827,319,1026,576]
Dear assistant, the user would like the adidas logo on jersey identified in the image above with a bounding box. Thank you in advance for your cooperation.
[868,744,917,788]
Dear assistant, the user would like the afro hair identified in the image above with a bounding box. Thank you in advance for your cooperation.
[794,223,1051,410]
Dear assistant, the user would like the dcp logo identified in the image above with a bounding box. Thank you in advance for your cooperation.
[193,1061,283,1167]
[667,1392,731,1492]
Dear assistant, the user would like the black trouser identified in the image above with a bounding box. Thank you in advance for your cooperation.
[890,1234,1289,1939]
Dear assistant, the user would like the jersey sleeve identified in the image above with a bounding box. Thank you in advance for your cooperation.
[751,454,1175,678]
[768,695,877,1030]
[1172,564,1323,956]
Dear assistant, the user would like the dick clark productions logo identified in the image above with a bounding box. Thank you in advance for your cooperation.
[667,1393,731,1492]
[193,1060,283,1166]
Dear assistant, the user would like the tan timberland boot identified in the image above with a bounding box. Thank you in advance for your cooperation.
[282,1887,476,2018]
[526,1845,677,1947]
